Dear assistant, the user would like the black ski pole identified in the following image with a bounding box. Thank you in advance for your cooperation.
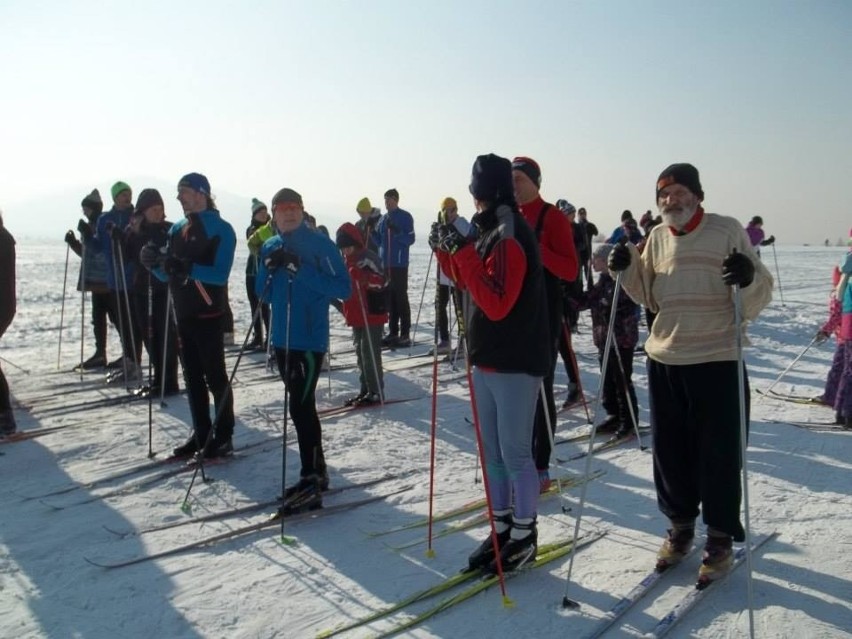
[279,275,296,544]
[57,243,70,369]
[146,272,154,458]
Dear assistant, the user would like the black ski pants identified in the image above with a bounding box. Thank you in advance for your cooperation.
[177,315,233,444]
[134,291,179,392]
[275,348,326,478]
[386,267,410,338]
[245,275,270,342]
[647,358,749,541]
[90,291,117,355]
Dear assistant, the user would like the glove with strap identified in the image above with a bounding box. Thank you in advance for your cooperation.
[139,242,163,270]
[265,247,301,276]
[163,256,191,281]
[437,224,467,255]
[721,249,754,288]
[64,230,76,245]
[77,219,93,240]
[760,235,775,246]
[607,238,631,272]
[428,222,441,251]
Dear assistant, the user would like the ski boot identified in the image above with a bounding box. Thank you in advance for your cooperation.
[656,524,695,572]
[484,517,538,575]
[468,511,512,571]
[696,532,733,588]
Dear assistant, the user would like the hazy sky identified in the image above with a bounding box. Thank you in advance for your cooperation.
[1,0,850,243]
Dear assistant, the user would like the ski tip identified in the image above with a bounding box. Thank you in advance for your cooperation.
[562,596,580,609]
[695,576,712,590]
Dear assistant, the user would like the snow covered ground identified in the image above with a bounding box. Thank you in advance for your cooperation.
[1,240,851,639]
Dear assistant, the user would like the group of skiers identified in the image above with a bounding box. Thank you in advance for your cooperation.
[7,155,843,587]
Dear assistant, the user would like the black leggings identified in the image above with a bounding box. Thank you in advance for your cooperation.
[275,349,326,477]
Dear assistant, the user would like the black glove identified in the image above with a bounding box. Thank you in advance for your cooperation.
[386,221,399,233]
[163,256,191,280]
[760,235,775,246]
[265,247,301,276]
[437,224,467,255]
[110,225,125,242]
[77,219,93,240]
[428,222,441,251]
[64,230,76,245]
[721,249,754,288]
[814,329,830,345]
[139,243,163,270]
[607,241,631,272]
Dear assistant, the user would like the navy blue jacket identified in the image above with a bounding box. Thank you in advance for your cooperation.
[96,206,135,290]
[376,207,415,268]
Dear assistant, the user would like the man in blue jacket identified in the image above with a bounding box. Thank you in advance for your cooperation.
[257,187,351,513]
[377,188,415,347]
[141,173,236,459]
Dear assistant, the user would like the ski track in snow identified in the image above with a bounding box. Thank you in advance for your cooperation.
[2,242,851,638]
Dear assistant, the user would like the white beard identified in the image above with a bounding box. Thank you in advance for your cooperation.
[660,203,697,232]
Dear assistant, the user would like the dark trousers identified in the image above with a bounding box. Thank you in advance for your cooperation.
[134,291,179,392]
[648,358,749,541]
[177,315,233,443]
[600,347,638,426]
[435,284,463,343]
[275,349,326,477]
[387,267,410,338]
[223,285,234,334]
[245,275,270,342]
[111,286,142,364]
[0,363,8,411]
[532,340,558,471]
[558,318,579,385]
[90,291,117,355]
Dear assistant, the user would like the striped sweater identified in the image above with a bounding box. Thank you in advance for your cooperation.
[617,212,773,365]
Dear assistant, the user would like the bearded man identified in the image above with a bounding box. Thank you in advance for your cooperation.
[607,163,773,585]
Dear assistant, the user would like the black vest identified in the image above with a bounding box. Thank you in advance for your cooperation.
[464,204,550,376]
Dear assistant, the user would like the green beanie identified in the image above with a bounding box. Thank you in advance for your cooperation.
[111,181,131,201]
[251,198,267,215]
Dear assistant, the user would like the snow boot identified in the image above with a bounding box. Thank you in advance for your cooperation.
[172,436,201,458]
[468,510,512,571]
[344,391,368,407]
[81,352,107,370]
[538,469,552,494]
[484,517,538,575]
[697,531,734,586]
[0,409,17,436]
[279,474,322,515]
[656,522,695,572]
[204,437,234,459]
[355,392,381,407]
[395,335,412,348]
[597,414,619,433]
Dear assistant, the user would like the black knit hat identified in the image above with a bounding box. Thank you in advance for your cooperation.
[511,156,541,188]
[81,189,103,215]
[656,163,704,201]
[134,188,164,216]
[469,153,514,203]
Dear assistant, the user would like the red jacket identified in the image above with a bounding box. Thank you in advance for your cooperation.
[519,196,578,282]
[338,223,387,328]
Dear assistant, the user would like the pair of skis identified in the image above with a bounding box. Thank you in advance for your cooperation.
[84,476,414,569]
[584,531,778,638]
[317,531,607,639]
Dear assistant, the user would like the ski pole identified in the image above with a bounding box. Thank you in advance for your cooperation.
[562,319,591,424]
[762,334,819,395]
[79,241,87,380]
[146,272,155,458]
[159,292,171,407]
[115,240,140,391]
[181,273,273,510]
[425,280,442,556]
[0,355,30,375]
[408,250,433,354]
[733,283,756,639]
[562,271,623,609]
[770,243,784,306]
[279,275,296,544]
[611,342,646,450]
[110,243,129,386]
[57,243,70,369]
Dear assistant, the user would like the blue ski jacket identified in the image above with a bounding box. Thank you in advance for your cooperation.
[257,221,351,353]
[96,206,135,290]
[376,207,415,268]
